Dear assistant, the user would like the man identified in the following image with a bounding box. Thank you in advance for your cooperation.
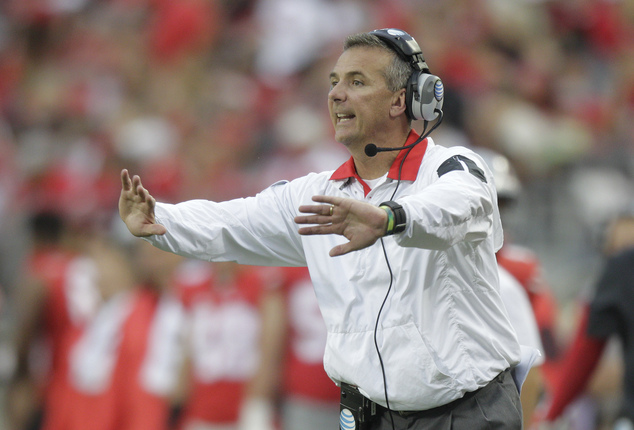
[475,147,552,427]
[6,211,100,430]
[497,264,545,428]
[119,29,522,429]
[67,238,183,430]
[170,260,276,430]
[480,149,561,390]
[540,211,634,429]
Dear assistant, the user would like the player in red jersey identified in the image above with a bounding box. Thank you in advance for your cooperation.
[173,260,275,430]
[67,239,184,430]
[234,265,340,430]
[6,211,100,430]
[276,266,340,430]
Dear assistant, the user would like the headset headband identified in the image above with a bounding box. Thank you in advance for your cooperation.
[369,28,430,73]
[368,28,443,122]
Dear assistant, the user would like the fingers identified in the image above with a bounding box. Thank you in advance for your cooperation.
[328,239,371,257]
[297,224,336,236]
[295,197,343,235]
[294,214,333,228]
[296,195,344,219]
[121,169,148,200]
[121,169,132,191]
[143,223,167,236]
[296,195,383,257]
[135,181,152,204]
[119,169,165,237]
[132,175,144,199]
[123,171,153,204]
[310,195,342,206]
[329,244,351,257]
[298,203,335,216]
[299,205,335,218]
[295,202,338,226]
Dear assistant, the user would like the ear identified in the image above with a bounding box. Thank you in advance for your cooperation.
[390,88,407,118]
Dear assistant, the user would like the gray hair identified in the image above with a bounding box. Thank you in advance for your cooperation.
[343,32,412,93]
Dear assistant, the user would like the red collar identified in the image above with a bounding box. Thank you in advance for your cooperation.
[330,130,428,195]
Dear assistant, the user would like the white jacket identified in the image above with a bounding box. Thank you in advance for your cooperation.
[147,133,521,411]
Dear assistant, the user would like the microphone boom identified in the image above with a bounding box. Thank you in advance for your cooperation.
[363,109,443,157]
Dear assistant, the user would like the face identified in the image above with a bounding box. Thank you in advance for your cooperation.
[328,46,401,148]
[604,217,634,256]
[135,240,183,290]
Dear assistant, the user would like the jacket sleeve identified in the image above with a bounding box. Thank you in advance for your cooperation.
[396,150,503,251]
[145,181,306,267]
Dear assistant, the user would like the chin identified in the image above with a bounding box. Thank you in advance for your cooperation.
[334,132,356,147]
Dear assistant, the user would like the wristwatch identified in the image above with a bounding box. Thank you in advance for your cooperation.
[379,201,406,235]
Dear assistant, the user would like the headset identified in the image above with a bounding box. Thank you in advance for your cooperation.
[370,28,444,122]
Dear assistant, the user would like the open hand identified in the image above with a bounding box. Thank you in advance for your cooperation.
[119,169,167,237]
[295,195,388,257]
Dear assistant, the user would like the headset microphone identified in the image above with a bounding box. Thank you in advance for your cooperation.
[364,138,423,157]
[364,144,379,157]
[364,109,444,158]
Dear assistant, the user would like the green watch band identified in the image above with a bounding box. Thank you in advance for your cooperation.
[379,201,406,235]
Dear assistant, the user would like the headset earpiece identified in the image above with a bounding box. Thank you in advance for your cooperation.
[370,28,444,122]
[408,72,444,122]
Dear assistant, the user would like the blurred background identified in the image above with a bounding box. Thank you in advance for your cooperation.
[0,0,633,429]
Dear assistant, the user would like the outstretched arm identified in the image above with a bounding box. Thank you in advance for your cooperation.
[295,195,388,257]
[542,304,606,421]
[119,169,167,237]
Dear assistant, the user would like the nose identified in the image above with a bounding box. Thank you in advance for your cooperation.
[328,82,345,103]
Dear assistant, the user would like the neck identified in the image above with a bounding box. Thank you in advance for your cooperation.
[354,151,398,180]
[350,129,411,180]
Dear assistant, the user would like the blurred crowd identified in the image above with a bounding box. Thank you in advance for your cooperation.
[0,0,633,429]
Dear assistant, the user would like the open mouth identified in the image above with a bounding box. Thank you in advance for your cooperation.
[336,113,355,123]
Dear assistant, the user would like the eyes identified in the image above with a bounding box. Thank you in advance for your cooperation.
[329,78,364,91]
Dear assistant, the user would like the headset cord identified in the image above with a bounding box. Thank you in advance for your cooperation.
[373,109,444,430]
[375,237,396,430]
[390,110,443,201]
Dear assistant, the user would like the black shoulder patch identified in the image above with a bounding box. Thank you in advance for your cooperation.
[437,156,463,177]
[437,155,487,183]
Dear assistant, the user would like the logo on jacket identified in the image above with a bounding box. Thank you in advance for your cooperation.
[340,408,356,430]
